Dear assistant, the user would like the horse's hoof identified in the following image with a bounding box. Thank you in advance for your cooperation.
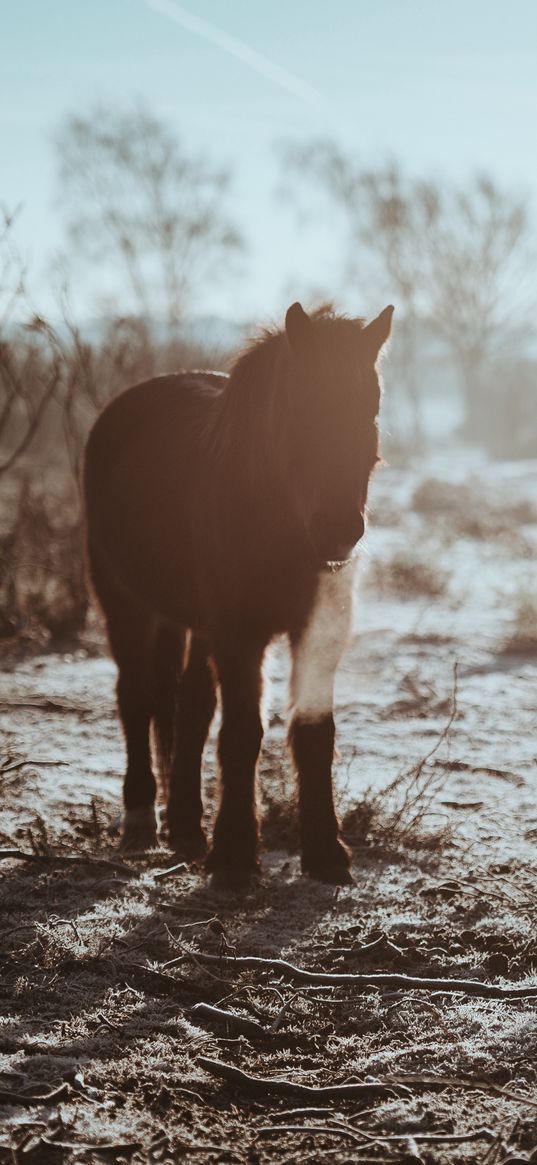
[302,837,353,885]
[209,866,260,892]
[120,806,159,852]
[303,860,354,886]
[169,830,208,863]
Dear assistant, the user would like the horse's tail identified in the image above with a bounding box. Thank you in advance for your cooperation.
[151,624,186,792]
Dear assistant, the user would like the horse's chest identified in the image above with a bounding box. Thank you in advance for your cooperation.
[290,563,355,722]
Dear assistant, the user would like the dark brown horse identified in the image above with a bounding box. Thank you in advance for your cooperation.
[84,302,393,886]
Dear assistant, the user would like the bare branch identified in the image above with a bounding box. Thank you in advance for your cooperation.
[179,951,537,1000]
[55,103,243,327]
[0,349,62,476]
[199,1057,410,1100]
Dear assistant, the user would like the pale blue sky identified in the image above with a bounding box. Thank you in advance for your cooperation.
[3,0,537,320]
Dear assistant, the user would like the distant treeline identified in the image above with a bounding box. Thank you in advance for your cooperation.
[1,103,535,646]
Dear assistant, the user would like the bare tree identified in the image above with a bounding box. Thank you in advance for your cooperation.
[427,175,534,438]
[0,211,63,477]
[282,143,535,444]
[281,142,439,440]
[56,104,243,328]
[0,338,62,478]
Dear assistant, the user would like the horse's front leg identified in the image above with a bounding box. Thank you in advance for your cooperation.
[207,638,267,888]
[289,565,355,884]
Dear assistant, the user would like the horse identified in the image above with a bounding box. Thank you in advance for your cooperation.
[83,301,393,887]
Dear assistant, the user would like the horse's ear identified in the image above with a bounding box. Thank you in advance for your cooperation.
[285,302,313,352]
[362,305,394,361]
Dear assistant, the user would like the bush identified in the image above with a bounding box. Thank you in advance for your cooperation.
[484,358,537,460]
[366,550,449,599]
[0,313,226,649]
[0,478,87,646]
[412,477,536,541]
[501,590,537,655]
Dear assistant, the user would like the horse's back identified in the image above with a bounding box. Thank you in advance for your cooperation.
[85,371,225,626]
[85,371,224,485]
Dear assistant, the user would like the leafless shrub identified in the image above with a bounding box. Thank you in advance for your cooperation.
[501,590,537,655]
[342,667,459,853]
[258,741,299,854]
[479,355,537,460]
[412,477,537,531]
[260,789,299,854]
[410,478,536,557]
[0,292,224,648]
[0,214,63,477]
[0,478,87,645]
[0,334,62,478]
[366,551,449,599]
[342,787,453,856]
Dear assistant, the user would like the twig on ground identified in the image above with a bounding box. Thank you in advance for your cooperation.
[255,1123,367,1147]
[269,995,299,1033]
[39,1138,141,1155]
[179,952,537,1000]
[172,1086,207,1105]
[190,1002,268,1040]
[255,1122,497,1157]
[163,929,235,983]
[95,1012,119,1031]
[215,983,283,1023]
[273,1107,337,1118]
[0,1083,70,1107]
[1,758,67,773]
[331,934,407,961]
[198,1057,411,1100]
[125,963,210,1000]
[331,1125,496,1147]
[387,1073,537,1110]
[0,700,83,714]
[0,849,135,875]
[153,862,188,880]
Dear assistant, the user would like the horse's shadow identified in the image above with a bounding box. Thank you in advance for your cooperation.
[0,848,358,1081]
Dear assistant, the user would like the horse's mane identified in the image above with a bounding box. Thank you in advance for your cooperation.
[210,307,366,481]
[229,304,364,387]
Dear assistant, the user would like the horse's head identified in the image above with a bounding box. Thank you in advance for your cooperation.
[284,302,393,569]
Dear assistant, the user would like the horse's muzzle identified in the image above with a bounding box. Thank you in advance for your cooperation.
[311,510,365,570]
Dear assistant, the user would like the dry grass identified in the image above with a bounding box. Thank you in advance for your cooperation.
[0,478,87,648]
[412,477,537,543]
[501,590,537,656]
[366,551,449,599]
[340,669,459,858]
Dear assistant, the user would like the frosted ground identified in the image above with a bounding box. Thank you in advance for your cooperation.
[1,443,536,1163]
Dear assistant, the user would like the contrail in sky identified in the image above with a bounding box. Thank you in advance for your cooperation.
[142,0,323,107]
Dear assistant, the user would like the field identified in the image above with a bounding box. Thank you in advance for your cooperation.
[1,449,537,1164]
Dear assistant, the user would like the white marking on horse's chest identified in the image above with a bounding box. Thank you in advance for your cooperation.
[290,562,355,723]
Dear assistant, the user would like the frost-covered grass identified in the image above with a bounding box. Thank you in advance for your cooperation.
[1,450,537,1162]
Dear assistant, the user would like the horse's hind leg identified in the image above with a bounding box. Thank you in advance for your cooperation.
[91,555,159,849]
[113,615,159,849]
[165,634,217,860]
